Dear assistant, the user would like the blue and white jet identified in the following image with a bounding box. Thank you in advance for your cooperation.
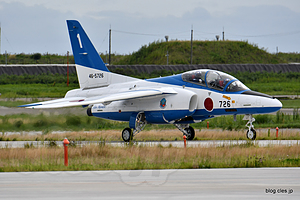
[20,20,282,142]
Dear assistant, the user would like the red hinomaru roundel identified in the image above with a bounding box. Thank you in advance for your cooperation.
[204,97,213,112]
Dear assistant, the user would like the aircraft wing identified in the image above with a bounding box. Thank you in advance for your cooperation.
[19,88,177,109]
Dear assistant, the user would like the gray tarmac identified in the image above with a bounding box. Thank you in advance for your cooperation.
[0,168,299,199]
[0,139,299,148]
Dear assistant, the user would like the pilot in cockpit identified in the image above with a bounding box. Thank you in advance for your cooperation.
[219,78,230,88]
[193,71,205,85]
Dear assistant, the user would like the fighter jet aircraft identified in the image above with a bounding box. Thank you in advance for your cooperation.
[20,20,282,142]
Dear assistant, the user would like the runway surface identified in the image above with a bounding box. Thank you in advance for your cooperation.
[0,168,299,199]
[1,139,299,148]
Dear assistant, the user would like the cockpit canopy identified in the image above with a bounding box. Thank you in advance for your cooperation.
[182,69,249,92]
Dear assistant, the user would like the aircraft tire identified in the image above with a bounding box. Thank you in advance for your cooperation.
[184,126,195,140]
[246,128,256,140]
[122,128,132,142]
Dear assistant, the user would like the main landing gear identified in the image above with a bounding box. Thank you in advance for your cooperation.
[121,128,132,142]
[121,112,196,142]
[121,112,147,142]
[122,123,196,142]
[243,114,256,140]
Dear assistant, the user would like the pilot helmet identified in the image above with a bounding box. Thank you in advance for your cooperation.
[195,71,201,79]
[224,78,230,84]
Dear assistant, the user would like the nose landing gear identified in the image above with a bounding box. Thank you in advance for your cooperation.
[174,124,195,140]
[246,128,256,140]
[243,114,256,140]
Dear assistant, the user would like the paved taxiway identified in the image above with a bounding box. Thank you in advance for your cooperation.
[1,139,299,148]
[0,168,299,199]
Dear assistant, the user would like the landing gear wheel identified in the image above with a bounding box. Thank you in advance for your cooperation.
[184,126,195,140]
[122,128,132,142]
[246,128,256,140]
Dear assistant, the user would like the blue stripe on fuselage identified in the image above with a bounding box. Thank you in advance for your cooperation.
[92,106,281,124]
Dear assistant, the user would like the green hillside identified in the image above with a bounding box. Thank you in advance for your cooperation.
[0,53,75,65]
[115,40,286,65]
[1,40,300,65]
[277,52,300,63]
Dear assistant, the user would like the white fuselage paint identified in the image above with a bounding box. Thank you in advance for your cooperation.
[65,77,282,119]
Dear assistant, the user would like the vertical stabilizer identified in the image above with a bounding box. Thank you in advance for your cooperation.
[67,20,138,89]
[67,20,109,89]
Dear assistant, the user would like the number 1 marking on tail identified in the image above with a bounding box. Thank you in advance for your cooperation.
[77,33,83,48]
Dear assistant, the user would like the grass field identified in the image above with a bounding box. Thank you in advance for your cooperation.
[280,99,300,108]
[1,128,300,142]
[246,82,300,96]
[0,107,299,172]
[0,143,299,172]
[0,83,77,98]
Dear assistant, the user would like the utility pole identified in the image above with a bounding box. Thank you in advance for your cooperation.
[106,51,108,64]
[67,51,69,87]
[190,26,193,64]
[165,36,169,65]
[0,22,1,55]
[5,50,7,65]
[109,27,111,65]
[222,27,225,41]
[165,35,169,42]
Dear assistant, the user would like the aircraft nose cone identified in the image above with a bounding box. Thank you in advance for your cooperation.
[271,98,282,112]
[276,98,282,109]
[277,98,282,107]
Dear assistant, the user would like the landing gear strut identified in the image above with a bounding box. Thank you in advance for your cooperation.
[174,124,195,140]
[121,112,147,142]
[243,114,256,140]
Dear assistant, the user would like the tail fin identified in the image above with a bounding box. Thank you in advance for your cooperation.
[67,20,109,72]
[67,20,137,89]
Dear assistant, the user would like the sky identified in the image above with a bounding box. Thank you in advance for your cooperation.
[0,0,300,55]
